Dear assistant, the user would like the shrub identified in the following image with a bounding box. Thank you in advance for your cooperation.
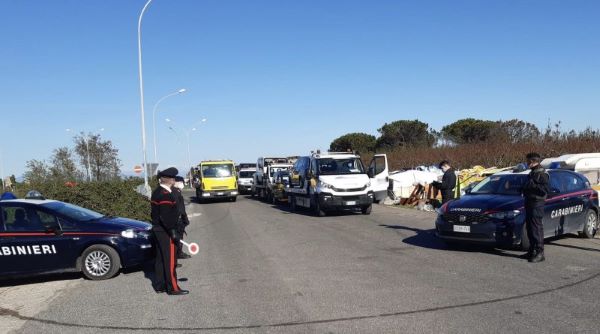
[15,178,152,222]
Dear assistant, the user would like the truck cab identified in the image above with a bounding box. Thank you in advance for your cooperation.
[237,168,255,194]
[286,151,382,216]
[195,160,239,203]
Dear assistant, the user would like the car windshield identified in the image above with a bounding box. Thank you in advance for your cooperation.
[318,158,365,175]
[41,201,104,222]
[202,164,234,178]
[239,171,254,178]
[470,174,528,195]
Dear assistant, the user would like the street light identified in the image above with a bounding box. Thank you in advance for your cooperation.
[137,0,153,195]
[152,88,187,165]
[66,128,105,182]
[165,118,207,184]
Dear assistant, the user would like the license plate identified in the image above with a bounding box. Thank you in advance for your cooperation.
[453,225,470,233]
[345,201,357,206]
[217,192,224,196]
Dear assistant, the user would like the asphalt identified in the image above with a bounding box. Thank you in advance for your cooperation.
[2,190,600,334]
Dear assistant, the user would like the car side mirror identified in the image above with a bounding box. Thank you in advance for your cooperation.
[464,188,472,194]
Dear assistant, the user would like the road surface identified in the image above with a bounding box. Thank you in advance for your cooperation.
[2,190,600,333]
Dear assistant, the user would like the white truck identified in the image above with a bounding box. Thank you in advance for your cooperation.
[252,157,295,202]
[286,151,389,216]
[237,168,255,194]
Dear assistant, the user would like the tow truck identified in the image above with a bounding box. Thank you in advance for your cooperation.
[252,157,294,202]
[285,151,388,216]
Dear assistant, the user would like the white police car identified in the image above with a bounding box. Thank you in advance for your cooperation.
[0,199,153,280]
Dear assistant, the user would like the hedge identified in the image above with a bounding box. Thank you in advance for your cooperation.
[13,178,154,222]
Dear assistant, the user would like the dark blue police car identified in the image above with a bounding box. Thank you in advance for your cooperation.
[436,169,599,250]
[0,199,153,280]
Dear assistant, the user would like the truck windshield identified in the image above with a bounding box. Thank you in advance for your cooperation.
[470,174,527,195]
[318,158,365,175]
[239,171,254,178]
[202,164,234,178]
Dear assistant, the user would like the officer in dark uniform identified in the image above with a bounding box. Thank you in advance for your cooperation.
[173,176,191,260]
[433,160,457,204]
[522,152,549,263]
[151,167,189,295]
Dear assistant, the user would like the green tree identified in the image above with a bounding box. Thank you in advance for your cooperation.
[50,147,82,181]
[376,120,434,149]
[23,159,50,184]
[74,133,121,181]
[441,118,500,144]
[330,133,377,153]
[499,119,540,143]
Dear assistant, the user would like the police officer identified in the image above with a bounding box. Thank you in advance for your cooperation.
[433,160,457,204]
[173,176,191,260]
[151,167,189,295]
[522,152,549,263]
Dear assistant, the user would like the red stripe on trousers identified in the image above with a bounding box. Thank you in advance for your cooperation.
[170,239,180,292]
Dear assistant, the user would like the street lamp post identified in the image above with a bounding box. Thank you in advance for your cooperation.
[165,118,207,185]
[137,0,153,195]
[152,88,187,164]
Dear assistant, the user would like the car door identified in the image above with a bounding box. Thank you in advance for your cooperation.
[561,172,590,233]
[368,154,389,202]
[544,172,569,237]
[0,204,74,275]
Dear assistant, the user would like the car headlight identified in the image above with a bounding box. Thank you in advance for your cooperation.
[121,229,136,239]
[319,181,334,190]
[487,210,522,220]
[121,229,150,239]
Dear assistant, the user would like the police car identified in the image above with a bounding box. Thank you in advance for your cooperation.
[0,199,153,280]
[435,169,599,249]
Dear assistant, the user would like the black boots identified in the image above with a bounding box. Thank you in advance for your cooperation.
[528,251,545,263]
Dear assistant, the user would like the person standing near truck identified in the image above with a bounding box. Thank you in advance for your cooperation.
[522,152,549,263]
[173,176,191,260]
[433,160,457,204]
[151,167,188,295]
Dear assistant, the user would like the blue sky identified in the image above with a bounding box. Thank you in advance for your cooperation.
[1,0,599,177]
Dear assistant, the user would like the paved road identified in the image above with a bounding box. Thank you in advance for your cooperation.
[2,190,600,333]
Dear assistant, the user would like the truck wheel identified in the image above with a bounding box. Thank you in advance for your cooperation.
[581,210,598,239]
[312,197,326,217]
[271,194,277,205]
[80,245,121,280]
[361,204,372,215]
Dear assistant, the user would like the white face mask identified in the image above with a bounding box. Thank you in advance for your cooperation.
[175,182,184,189]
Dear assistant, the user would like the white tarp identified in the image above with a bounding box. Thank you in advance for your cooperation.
[388,170,441,199]
[389,170,441,187]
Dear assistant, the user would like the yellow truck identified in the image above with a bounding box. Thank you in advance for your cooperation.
[194,160,238,203]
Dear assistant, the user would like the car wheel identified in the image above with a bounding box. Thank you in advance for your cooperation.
[81,245,120,280]
[581,210,597,239]
[290,195,296,212]
[361,204,372,215]
[230,196,237,202]
[520,224,530,251]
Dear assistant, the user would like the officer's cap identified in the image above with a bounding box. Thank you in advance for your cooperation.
[158,167,179,179]
[175,176,184,182]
